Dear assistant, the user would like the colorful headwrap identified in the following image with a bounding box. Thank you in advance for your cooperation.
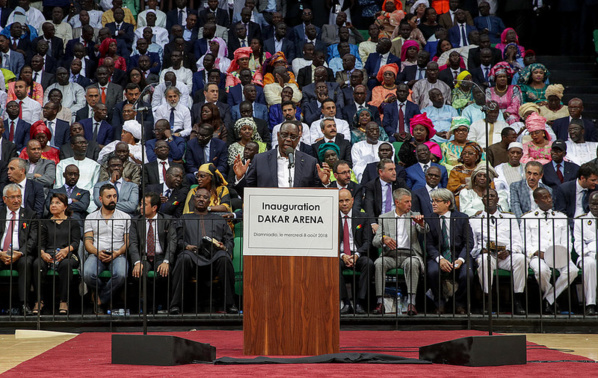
[454,70,472,89]
[353,107,375,127]
[198,163,228,187]
[268,51,288,67]
[30,120,52,140]
[318,142,341,163]
[518,102,541,118]
[401,40,420,62]
[233,117,263,142]
[382,0,405,11]
[545,84,564,100]
[502,42,521,59]
[460,141,483,164]
[525,112,549,141]
[500,28,519,45]
[517,63,549,85]
[376,63,399,83]
[410,113,436,140]
[227,47,253,74]
[450,116,471,133]
[99,38,116,57]
[489,61,515,82]
[208,37,228,59]
[468,165,498,189]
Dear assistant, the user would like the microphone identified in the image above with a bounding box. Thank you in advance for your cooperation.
[133,82,159,112]
[285,146,295,168]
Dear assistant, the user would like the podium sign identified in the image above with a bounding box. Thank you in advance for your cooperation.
[243,188,340,355]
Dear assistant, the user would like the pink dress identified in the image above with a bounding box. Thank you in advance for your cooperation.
[521,141,552,165]
[486,85,522,125]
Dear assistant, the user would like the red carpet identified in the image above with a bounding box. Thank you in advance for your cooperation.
[4,330,594,377]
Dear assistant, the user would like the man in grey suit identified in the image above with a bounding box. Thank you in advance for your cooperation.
[510,161,552,221]
[0,35,24,76]
[372,188,429,316]
[92,156,139,216]
[24,139,55,193]
[88,66,123,124]
[320,11,364,46]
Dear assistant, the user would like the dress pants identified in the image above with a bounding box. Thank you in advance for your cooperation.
[374,250,422,297]
[476,253,526,294]
[578,253,597,306]
[339,256,374,301]
[427,259,471,307]
[528,257,579,305]
[0,255,33,303]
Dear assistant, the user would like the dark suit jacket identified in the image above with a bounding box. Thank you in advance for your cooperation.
[363,177,408,219]
[235,149,323,191]
[555,180,596,222]
[145,184,189,219]
[59,140,101,161]
[438,10,474,30]
[72,74,92,88]
[382,101,421,142]
[13,35,31,54]
[467,46,502,70]
[193,38,210,61]
[296,39,327,57]
[364,52,401,80]
[106,22,134,50]
[0,207,37,256]
[80,118,114,146]
[297,65,335,89]
[199,8,230,28]
[143,160,184,186]
[397,64,427,84]
[111,100,154,140]
[185,137,228,175]
[32,36,64,61]
[87,82,123,124]
[64,38,96,61]
[0,7,13,28]
[425,211,473,261]
[300,82,345,108]
[166,7,198,30]
[62,57,97,79]
[264,37,296,62]
[341,103,380,125]
[312,135,352,166]
[128,213,179,265]
[291,23,322,44]
[35,71,54,90]
[405,163,448,190]
[129,52,162,74]
[227,84,266,107]
[44,185,90,219]
[469,66,491,88]
[0,138,17,161]
[411,187,434,217]
[1,179,45,218]
[438,66,465,89]
[191,101,232,129]
[45,118,69,149]
[542,161,579,192]
[6,49,24,76]
[340,209,372,255]
[552,117,597,142]
[361,162,407,186]
[227,23,262,59]
[448,24,477,48]
[3,119,30,152]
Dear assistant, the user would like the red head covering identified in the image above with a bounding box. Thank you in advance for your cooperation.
[376,63,399,83]
[381,0,403,11]
[401,40,420,62]
[500,28,519,45]
[227,47,253,74]
[30,120,51,140]
[99,38,116,57]
[410,113,436,140]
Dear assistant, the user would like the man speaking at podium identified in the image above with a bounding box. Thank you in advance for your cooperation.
[233,120,331,189]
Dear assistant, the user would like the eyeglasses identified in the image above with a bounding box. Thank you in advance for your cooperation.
[279,132,299,141]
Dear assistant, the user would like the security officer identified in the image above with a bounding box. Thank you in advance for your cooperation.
[470,188,526,315]
[521,187,579,315]
[573,191,598,316]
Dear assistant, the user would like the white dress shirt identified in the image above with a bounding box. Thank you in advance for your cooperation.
[151,82,191,109]
[340,209,354,255]
[43,82,86,114]
[309,117,350,144]
[16,97,42,126]
[352,140,384,182]
[271,122,311,148]
[1,209,20,251]
[276,148,294,187]
[153,102,192,137]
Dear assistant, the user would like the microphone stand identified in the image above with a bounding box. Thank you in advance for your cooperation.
[454,79,496,336]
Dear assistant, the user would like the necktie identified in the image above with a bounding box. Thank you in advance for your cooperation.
[423,164,429,173]
[384,183,392,213]
[147,219,155,262]
[2,211,16,252]
[161,161,167,180]
[483,67,489,81]
[114,181,120,197]
[164,188,171,198]
[544,211,549,220]
[398,103,405,133]
[169,107,175,127]
[441,215,451,261]
[460,25,468,46]
[343,216,351,255]
[47,120,54,145]
[18,100,23,119]
[556,163,564,183]
[490,215,496,225]
[101,87,106,104]
[178,9,183,25]
[33,72,38,83]
[9,120,15,142]
[418,68,424,80]
[66,186,73,198]
[93,122,100,140]
[583,190,589,213]
[241,39,247,47]
[2,53,8,69]
[12,38,17,50]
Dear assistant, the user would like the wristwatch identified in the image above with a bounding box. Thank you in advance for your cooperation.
[207,206,212,212]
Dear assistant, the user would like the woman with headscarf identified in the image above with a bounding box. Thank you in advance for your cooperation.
[451,71,474,114]
[486,61,522,125]
[182,163,231,215]
[502,43,524,73]
[318,143,358,183]
[539,84,569,123]
[440,117,481,173]
[19,121,60,164]
[459,165,510,216]
[447,141,484,197]
[400,40,420,71]
[351,107,388,143]
[226,47,264,89]
[196,37,230,74]
[518,63,550,104]
[521,112,552,165]
[369,63,399,109]
[262,52,297,86]
[398,113,442,166]
[227,117,266,166]
[375,1,405,39]
[495,28,525,58]
[98,38,126,71]
[511,102,557,144]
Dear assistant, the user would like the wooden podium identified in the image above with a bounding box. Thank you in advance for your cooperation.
[242,188,340,356]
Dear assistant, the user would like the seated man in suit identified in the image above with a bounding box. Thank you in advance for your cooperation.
[23,139,55,192]
[333,52,365,86]
[372,188,428,315]
[411,166,442,217]
[406,144,448,190]
[41,101,70,149]
[341,84,379,125]
[231,84,268,122]
[199,0,230,28]
[397,50,430,89]
[5,158,44,218]
[145,120,186,163]
[90,66,123,124]
[555,162,598,223]
[364,38,400,90]
[333,160,362,205]
[467,34,503,70]
[296,50,334,89]
[0,183,38,315]
[45,164,90,221]
[56,135,101,206]
[92,156,139,216]
[33,22,64,62]
[227,69,266,107]
[438,0,474,29]
[448,10,476,48]
[542,140,579,191]
[338,188,375,315]
[59,123,101,161]
[185,124,228,182]
[69,58,93,88]
[510,161,552,221]
[233,120,332,189]
[112,84,154,140]
[3,101,31,152]
[425,188,473,314]
[383,83,421,143]
[321,11,363,46]
[0,35,25,77]
[81,103,114,148]
[312,118,352,166]
[363,158,408,222]
[129,38,162,75]
[75,87,99,122]
[144,140,174,186]
[146,165,189,219]
[553,98,597,142]
[469,48,494,88]
[438,51,465,89]
[303,82,332,126]
[106,7,134,51]
[264,22,295,62]
[301,67,344,109]
[30,54,54,91]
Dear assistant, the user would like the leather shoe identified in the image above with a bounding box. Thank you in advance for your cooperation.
[513,300,526,315]
[169,306,180,315]
[456,306,467,315]
[435,306,445,314]
[373,303,385,314]
[355,303,366,314]
[340,303,353,314]
[226,305,239,314]
[407,303,417,316]
[543,300,556,315]
[586,305,597,316]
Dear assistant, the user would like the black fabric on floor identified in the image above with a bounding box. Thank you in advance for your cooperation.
[210,353,431,365]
